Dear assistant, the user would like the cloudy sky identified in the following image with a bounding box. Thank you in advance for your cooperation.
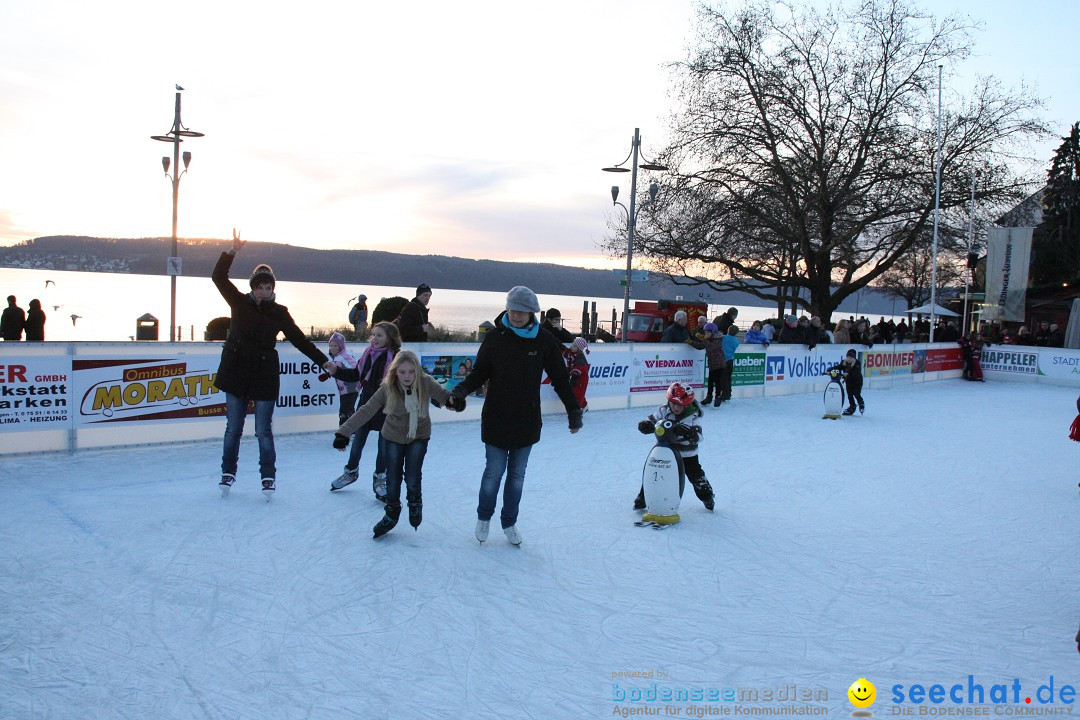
[0,0,1077,269]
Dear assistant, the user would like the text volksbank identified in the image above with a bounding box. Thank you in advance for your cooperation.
[770,355,843,379]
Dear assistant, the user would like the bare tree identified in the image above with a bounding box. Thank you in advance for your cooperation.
[620,0,1047,322]
[878,243,964,309]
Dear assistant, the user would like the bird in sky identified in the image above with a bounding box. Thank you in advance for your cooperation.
[52,305,62,312]
[45,279,55,288]
[70,314,82,326]
[176,84,184,91]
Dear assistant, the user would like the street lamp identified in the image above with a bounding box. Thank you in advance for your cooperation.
[151,86,204,342]
[962,171,978,335]
[603,128,667,342]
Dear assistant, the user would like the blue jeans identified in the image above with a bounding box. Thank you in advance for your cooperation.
[381,437,429,508]
[222,392,276,479]
[477,444,532,528]
[346,422,387,476]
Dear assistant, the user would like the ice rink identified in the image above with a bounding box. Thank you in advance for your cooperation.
[1,380,1077,719]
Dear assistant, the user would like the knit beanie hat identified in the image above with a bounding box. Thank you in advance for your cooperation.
[572,336,589,354]
[506,286,540,313]
[785,314,797,326]
[249,264,276,289]
[704,322,719,334]
[329,332,346,351]
[415,283,432,298]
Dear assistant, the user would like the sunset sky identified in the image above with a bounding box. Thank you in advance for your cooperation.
[1,0,1077,270]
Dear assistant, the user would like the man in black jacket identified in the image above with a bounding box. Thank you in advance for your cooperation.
[541,307,575,342]
[1,295,24,341]
[396,284,433,342]
[447,286,582,546]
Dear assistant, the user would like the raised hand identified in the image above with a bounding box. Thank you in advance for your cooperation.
[231,228,246,254]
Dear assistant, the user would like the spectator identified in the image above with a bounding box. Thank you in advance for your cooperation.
[396,284,433,342]
[348,293,368,334]
[777,314,803,344]
[875,317,893,343]
[1013,325,1035,346]
[660,310,691,343]
[1034,321,1051,346]
[832,318,851,345]
[24,299,46,342]
[743,320,770,346]
[541,308,575,343]
[937,321,961,343]
[894,320,909,344]
[806,316,830,348]
[761,319,776,343]
[713,307,739,335]
[851,319,876,347]
[1048,323,1065,348]
[447,286,582,546]
[1,295,24,341]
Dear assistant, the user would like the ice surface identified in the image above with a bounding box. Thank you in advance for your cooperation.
[1,380,1077,719]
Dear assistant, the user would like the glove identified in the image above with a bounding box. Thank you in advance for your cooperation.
[569,373,579,387]
[674,424,694,439]
[318,372,331,382]
[332,433,350,450]
[638,420,655,434]
[567,408,583,431]
[449,395,466,412]
[807,343,816,351]
[763,342,770,348]
[866,342,874,348]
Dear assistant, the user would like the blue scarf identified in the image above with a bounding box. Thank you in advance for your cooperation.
[501,313,539,339]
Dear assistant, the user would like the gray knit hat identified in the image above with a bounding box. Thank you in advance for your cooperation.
[249,264,276,288]
[506,286,540,313]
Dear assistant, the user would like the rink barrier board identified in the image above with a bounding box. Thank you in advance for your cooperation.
[1,341,1076,456]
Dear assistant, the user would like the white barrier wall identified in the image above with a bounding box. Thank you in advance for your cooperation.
[2,341,1076,456]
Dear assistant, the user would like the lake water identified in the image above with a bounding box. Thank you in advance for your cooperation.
[0,267,900,342]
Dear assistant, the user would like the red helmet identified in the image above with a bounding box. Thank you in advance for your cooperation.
[666,382,695,407]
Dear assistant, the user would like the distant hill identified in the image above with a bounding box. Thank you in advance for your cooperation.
[0,235,906,316]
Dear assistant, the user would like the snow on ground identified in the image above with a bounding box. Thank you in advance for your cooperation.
[1,380,1077,720]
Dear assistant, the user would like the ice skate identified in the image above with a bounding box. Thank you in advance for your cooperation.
[859,404,865,415]
[219,473,235,498]
[503,525,523,546]
[475,519,490,543]
[330,468,358,491]
[372,472,388,502]
[408,494,422,530]
[842,407,855,416]
[261,478,276,500]
[373,505,401,538]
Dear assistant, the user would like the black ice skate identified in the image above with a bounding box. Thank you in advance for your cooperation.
[219,473,235,498]
[842,407,856,416]
[373,505,401,539]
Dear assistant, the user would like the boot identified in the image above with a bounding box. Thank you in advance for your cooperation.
[372,472,387,501]
[702,393,713,405]
[475,519,490,543]
[690,476,715,511]
[842,406,855,416]
[373,504,401,539]
[407,492,422,530]
[713,396,722,407]
[330,468,359,491]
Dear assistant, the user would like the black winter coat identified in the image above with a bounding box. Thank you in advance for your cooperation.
[212,252,329,401]
[1,305,24,341]
[777,325,804,344]
[827,360,863,393]
[24,305,45,342]
[452,312,580,449]
[396,299,429,342]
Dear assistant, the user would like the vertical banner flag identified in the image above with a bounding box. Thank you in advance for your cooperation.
[984,226,1033,322]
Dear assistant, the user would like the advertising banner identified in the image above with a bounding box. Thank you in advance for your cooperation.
[912,348,964,373]
[862,349,915,377]
[629,347,706,393]
[731,353,766,386]
[0,355,73,432]
[763,347,849,386]
[1036,350,1080,379]
[72,350,334,427]
[421,354,482,396]
[980,347,1039,375]
[984,226,1033,322]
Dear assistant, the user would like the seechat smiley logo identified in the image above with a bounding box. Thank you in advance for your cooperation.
[848,678,876,709]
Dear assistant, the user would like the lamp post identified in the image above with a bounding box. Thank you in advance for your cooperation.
[962,171,978,335]
[151,87,204,342]
[603,128,667,342]
[929,65,943,342]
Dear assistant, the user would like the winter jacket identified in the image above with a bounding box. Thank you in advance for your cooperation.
[743,328,769,345]
[563,346,590,410]
[777,325,804,344]
[689,335,726,369]
[827,359,863,393]
[331,345,393,431]
[542,318,575,343]
[832,326,851,344]
[660,322,691,344]
[721,334,740,362]
[24,301,45,342]
[806,325,830,346]
[1,303,24,341]
[645,403,703,458]
[395,298,429,342]
[451,310,580,449]
[211,252,329,401]
[713,312,738,335]
[338,374,451,445]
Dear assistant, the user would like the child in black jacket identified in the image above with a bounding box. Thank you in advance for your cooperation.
[826,349,864,415]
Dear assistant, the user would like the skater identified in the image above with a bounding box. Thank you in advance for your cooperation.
[563,336,590,412]
[326,321,400,496]
[213,229,335,498]
[826,349,864,416]
[690,323,724,406]
[718,324,740,403]
[446,286,583,546]
[333,349,462,538]
[633,382,714,511]
[959,333,985,381]
[1069,394,1080,443]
